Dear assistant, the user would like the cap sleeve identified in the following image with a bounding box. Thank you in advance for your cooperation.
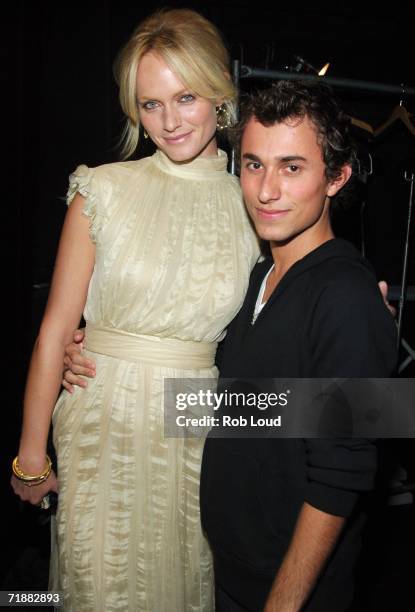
[66,164,102,244]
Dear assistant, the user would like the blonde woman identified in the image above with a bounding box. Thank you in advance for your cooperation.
[11,8,259,611]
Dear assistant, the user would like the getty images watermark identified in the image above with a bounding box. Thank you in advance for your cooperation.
[175,387,289,429]
[164,378,415,438]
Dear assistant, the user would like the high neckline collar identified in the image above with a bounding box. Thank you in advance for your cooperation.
[152,148,228,180]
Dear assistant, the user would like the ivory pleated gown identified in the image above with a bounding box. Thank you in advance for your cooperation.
[50,149,259,611]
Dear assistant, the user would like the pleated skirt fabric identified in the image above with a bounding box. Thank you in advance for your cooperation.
[50,351,216,611]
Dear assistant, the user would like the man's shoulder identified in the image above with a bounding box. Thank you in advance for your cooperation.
[310,244,378,298]
[308,250,393,333]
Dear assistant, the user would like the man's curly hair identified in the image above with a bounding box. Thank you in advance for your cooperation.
[231,80,357,210]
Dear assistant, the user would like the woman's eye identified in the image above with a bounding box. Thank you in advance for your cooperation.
[142,101,158,110]
[180,94,195,103]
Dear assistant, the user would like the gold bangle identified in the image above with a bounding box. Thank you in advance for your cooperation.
[12,455,52,486]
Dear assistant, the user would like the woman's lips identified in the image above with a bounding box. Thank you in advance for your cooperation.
[163,132,192,144]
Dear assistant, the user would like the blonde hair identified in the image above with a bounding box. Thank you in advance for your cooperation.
[114,8,237,159]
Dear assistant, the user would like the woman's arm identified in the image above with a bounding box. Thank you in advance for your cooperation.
[12,193,95,504]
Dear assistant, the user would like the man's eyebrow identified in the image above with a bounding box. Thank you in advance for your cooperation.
[241,153,308,163]
[242,153,261,162]
[279,155,307,163]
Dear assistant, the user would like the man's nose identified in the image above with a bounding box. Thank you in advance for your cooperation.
[163,105,182,132]
[258,171,281,204]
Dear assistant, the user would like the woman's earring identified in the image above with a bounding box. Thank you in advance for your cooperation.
[143,130,149,139]
[216,104,231,130]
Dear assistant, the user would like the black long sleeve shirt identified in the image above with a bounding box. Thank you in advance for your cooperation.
[200,238,397,611]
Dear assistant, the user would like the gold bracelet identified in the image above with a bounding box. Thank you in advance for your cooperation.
[12,455,52,486]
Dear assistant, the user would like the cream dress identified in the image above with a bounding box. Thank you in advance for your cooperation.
[50,149,259,612]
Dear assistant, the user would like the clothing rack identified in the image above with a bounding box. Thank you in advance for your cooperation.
[230,60,415,174]
[231,60,415,373]
[238,64,415,97]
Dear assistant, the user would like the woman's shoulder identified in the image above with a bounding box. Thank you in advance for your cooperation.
[79,156,153,184]
[227,172,243,192]
[66,158,152,241]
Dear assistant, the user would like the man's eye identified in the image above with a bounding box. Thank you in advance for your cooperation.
[287,165,300,173]
[247,162,262,170]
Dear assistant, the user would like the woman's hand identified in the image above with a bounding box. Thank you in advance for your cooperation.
[11,470,58,507]
[62,328,96,393]
[378,281,396,317]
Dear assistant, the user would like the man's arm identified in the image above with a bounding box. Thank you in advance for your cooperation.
[264,273,396,611]
[264,502,345,612]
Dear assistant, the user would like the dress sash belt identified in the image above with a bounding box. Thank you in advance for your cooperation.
[85,323,217,369]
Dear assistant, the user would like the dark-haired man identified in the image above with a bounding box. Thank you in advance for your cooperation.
[200,81,397,612]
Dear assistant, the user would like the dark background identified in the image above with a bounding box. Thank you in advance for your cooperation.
[3,1,415,609]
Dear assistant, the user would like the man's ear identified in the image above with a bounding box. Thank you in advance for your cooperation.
[327,164,352,197]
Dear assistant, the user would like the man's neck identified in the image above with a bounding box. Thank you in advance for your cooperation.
[270,226,335,280]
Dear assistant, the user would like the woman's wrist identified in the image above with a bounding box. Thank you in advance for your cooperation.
[12,454,52,486]
[15,449,50,475]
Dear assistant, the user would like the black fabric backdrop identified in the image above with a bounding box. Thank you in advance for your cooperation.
[3,2,414,608]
